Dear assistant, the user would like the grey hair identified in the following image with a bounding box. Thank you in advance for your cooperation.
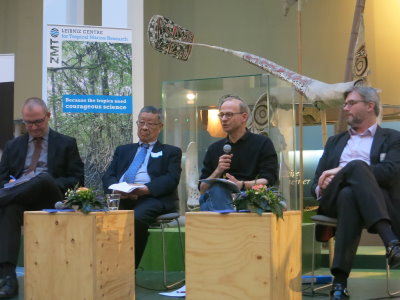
[344,86,381,116]
[139,106,163,123]
[22,97,49,113]
[217,94,250,115]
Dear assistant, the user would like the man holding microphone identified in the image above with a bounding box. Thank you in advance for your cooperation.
[199,94,278,211]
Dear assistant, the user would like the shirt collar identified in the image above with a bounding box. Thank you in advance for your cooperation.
[225,129,250,144]
[139,140,157,147]
[29,131,49,142]
[348,123,377,137]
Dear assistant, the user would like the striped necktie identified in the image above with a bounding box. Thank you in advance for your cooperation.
[123,144,150,183]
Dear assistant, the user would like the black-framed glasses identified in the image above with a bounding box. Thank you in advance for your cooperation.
[342,100,366,108]
[136,120,161,128]
[217,112,243,119]
[22,116,47,126]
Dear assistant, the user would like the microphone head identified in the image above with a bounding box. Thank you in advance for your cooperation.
[55,201,66,209]
[223,144,232,154]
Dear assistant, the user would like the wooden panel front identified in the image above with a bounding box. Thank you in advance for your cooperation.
[185,211,301,300]
[24,211,135,300]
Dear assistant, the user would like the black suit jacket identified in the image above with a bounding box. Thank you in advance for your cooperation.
[311,126,400,236]
[102,141,182,206]
[0,129,84,194]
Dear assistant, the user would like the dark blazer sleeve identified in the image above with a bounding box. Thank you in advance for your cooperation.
[310,135,340,198]
[0,135,28,187]
[146,144,182,198]
[48,131,84,193]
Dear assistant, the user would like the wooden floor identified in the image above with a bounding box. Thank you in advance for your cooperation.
[9,267,400,299]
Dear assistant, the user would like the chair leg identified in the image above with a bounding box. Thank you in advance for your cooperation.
[386,259,400,297]
[310,223,332,293]
[160,223,168,288]
[160,220,185,290]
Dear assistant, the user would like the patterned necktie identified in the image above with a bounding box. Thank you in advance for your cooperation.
[27,137,43,173]
[123,144,150,183]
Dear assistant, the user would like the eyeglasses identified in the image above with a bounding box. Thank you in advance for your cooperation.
[342,100,366,108]
[22,116,47,126]
[217,112,243,119]
[136,120,161,128]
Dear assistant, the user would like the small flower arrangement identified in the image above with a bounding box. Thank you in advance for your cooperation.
[64,185,104,214]
[234,184,287,219]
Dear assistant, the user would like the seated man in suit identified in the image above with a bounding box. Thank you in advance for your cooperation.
[0,97,84,298]
[199,94,278,211]
[102,106,182,269]
[311,86,400,299]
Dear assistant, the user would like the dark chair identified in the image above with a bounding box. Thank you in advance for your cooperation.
[311,214,400,297]
[154,212,185,289]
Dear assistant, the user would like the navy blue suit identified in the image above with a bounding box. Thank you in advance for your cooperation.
[0,129,84,265]
[102,141,182,267]
[311,126,400,274]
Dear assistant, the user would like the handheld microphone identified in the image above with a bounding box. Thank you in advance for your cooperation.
[222,144,232,178]
[223,144,232,154]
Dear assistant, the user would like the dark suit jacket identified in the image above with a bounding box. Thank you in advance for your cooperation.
[102,141,182,207]
[311,126,400,237]
[0,129,84,194]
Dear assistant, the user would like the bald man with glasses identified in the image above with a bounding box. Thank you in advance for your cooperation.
[199,94,278,211]
[0,97,84,298]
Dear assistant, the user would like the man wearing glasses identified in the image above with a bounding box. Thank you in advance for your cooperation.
[102,106,182,268]
[311,86,400,299]
[0,97,84,298]
[199,94,278,211]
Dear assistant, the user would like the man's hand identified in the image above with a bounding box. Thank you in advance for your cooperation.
[217,154,233,176]
[225,173,243,189]
[318,166,342,191]
[118,185,150,200]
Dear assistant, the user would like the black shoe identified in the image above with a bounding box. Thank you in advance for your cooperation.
[387,240,400,269]
[0,275,18,299]
[330,283,350,299]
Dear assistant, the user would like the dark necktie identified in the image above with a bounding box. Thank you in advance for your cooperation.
[123,144,149,183]
[27,137,43,173]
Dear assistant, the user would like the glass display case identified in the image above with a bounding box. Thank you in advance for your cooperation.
[162,74,299,213]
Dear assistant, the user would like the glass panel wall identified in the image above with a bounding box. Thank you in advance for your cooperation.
[162,74,298,213]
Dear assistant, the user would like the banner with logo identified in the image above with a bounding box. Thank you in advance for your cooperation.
[46,25,133,191]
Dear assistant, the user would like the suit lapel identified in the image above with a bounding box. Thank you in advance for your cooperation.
[147,141,162,171]
[47,129,57,172]
[370,126,385,164]
[15,134,29,176]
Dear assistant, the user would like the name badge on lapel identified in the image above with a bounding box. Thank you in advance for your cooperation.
[151,151,163,158]
[380,153,386,162]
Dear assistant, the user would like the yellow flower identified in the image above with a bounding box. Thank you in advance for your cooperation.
[77,187,89,192]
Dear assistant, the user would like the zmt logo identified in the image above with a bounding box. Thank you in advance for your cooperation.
[49,39,59,64]
[50,28,59,38]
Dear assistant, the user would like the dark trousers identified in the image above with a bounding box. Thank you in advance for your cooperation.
[319,160,391,275]
[119,196,174,269]
[0,173,63,265]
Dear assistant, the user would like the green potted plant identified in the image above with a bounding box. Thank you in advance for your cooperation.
[63,185,104,214]
[234,184,287,219]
